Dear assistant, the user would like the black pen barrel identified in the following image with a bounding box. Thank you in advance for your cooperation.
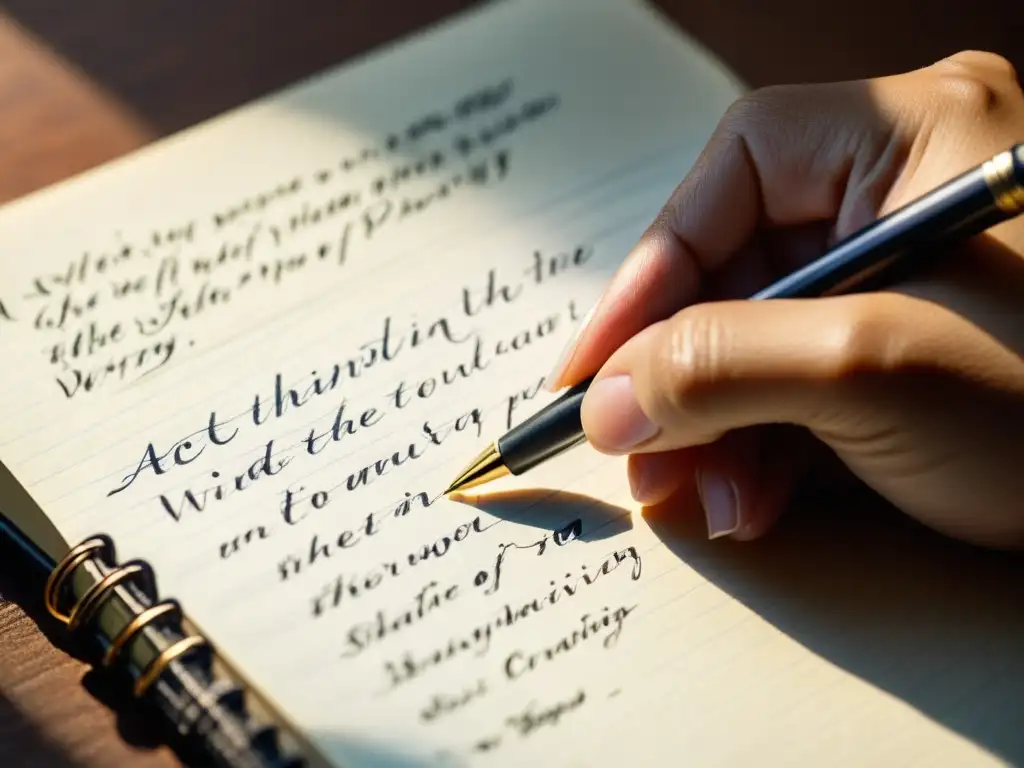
[490,143,1024,482]
[755,143,1024,300]
[498,376,592,475]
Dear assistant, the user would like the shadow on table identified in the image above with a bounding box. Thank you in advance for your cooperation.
[643,479,1024,764]
[1,0,482,136]
[0,694,75,768]
[3,0,1022,141]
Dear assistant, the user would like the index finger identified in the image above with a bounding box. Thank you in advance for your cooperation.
[545,77,908,392]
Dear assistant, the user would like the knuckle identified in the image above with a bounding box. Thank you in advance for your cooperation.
[719,86,792,137]
[940,50,1018,83]
[936,73,999,115]
[983,51,1018,84]
[929,50,1017,115]
[825,295,912,383]
[719,94,758,136]
[655,305,728,418]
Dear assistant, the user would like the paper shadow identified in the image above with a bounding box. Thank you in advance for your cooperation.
[642,482,1024,764]
[449,488,632,542]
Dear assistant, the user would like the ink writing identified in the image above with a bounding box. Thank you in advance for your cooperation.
[5,79,561,400]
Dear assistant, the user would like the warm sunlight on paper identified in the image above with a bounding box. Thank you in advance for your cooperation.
[0,1,1020,766]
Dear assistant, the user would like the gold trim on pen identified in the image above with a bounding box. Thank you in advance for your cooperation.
[982,150,1024,214]
[444,442,510,494]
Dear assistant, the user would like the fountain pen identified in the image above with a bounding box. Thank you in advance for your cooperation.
[444,142,1024,495]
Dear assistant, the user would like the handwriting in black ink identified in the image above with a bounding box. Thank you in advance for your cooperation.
[157,439,291,521]
[219,525,271,560]
[342,580,461,658]
[484,517,583,595]
[380,544,641,689]
[18,79,557,399]
[109,243,588,499]
[503,604,637,681]
[420,678,488,724]
[505,689,586,737]
[311,514,500,617]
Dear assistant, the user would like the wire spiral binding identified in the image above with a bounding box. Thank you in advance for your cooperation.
[103,602,179,668]
[41,534,304,767]
[45,536,208,699]
[43,536,106,624]
[69,562,146,632]
[135,635,208,697]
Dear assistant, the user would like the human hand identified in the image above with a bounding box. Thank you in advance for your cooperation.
[546,51,1024,548]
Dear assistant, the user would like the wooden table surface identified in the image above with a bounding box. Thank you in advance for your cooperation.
[0,2,1021,766]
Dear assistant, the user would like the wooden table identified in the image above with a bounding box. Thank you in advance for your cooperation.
[0,2,1020,765]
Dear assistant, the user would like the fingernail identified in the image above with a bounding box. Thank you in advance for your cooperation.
[696,471,740,539]
[582,375,659,453]
[627,459,645,502]
[543,301,597,392]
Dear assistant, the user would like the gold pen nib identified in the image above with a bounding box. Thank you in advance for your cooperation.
[444,442,510,495]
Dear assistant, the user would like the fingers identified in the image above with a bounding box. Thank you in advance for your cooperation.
[579,287,1024,547]
[579,295,858,455]
[547,50,1024,396]
[628,428,805,542]
[578,291,946,457]
[559,53,1024,549]
[627,449,692,507]
[694,429,799,542]
[545,78,908,392]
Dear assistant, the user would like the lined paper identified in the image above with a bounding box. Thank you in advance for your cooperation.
[0,1,1021,765]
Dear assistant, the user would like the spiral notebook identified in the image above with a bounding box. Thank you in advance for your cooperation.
[1,0,1023,765]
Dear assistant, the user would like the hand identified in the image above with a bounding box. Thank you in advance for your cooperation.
[546,51,1024,549]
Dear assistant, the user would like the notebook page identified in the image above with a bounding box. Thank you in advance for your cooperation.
[1,1,1021,765]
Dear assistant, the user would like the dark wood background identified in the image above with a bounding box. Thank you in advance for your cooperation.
[0,1,1020,765]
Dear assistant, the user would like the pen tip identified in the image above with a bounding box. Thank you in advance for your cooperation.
[443,443,509,495]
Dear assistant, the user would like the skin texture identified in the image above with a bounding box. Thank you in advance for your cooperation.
[545,50,1024,549]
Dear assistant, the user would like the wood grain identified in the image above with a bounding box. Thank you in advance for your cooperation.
[0,2,1020,765]
[0,605,176,768]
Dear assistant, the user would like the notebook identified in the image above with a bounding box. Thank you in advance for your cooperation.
[1,0,1022,765]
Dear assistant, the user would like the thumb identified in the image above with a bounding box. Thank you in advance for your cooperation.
[579,290,1024,546]
[578,294,896,455]
[579,295,862,539]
